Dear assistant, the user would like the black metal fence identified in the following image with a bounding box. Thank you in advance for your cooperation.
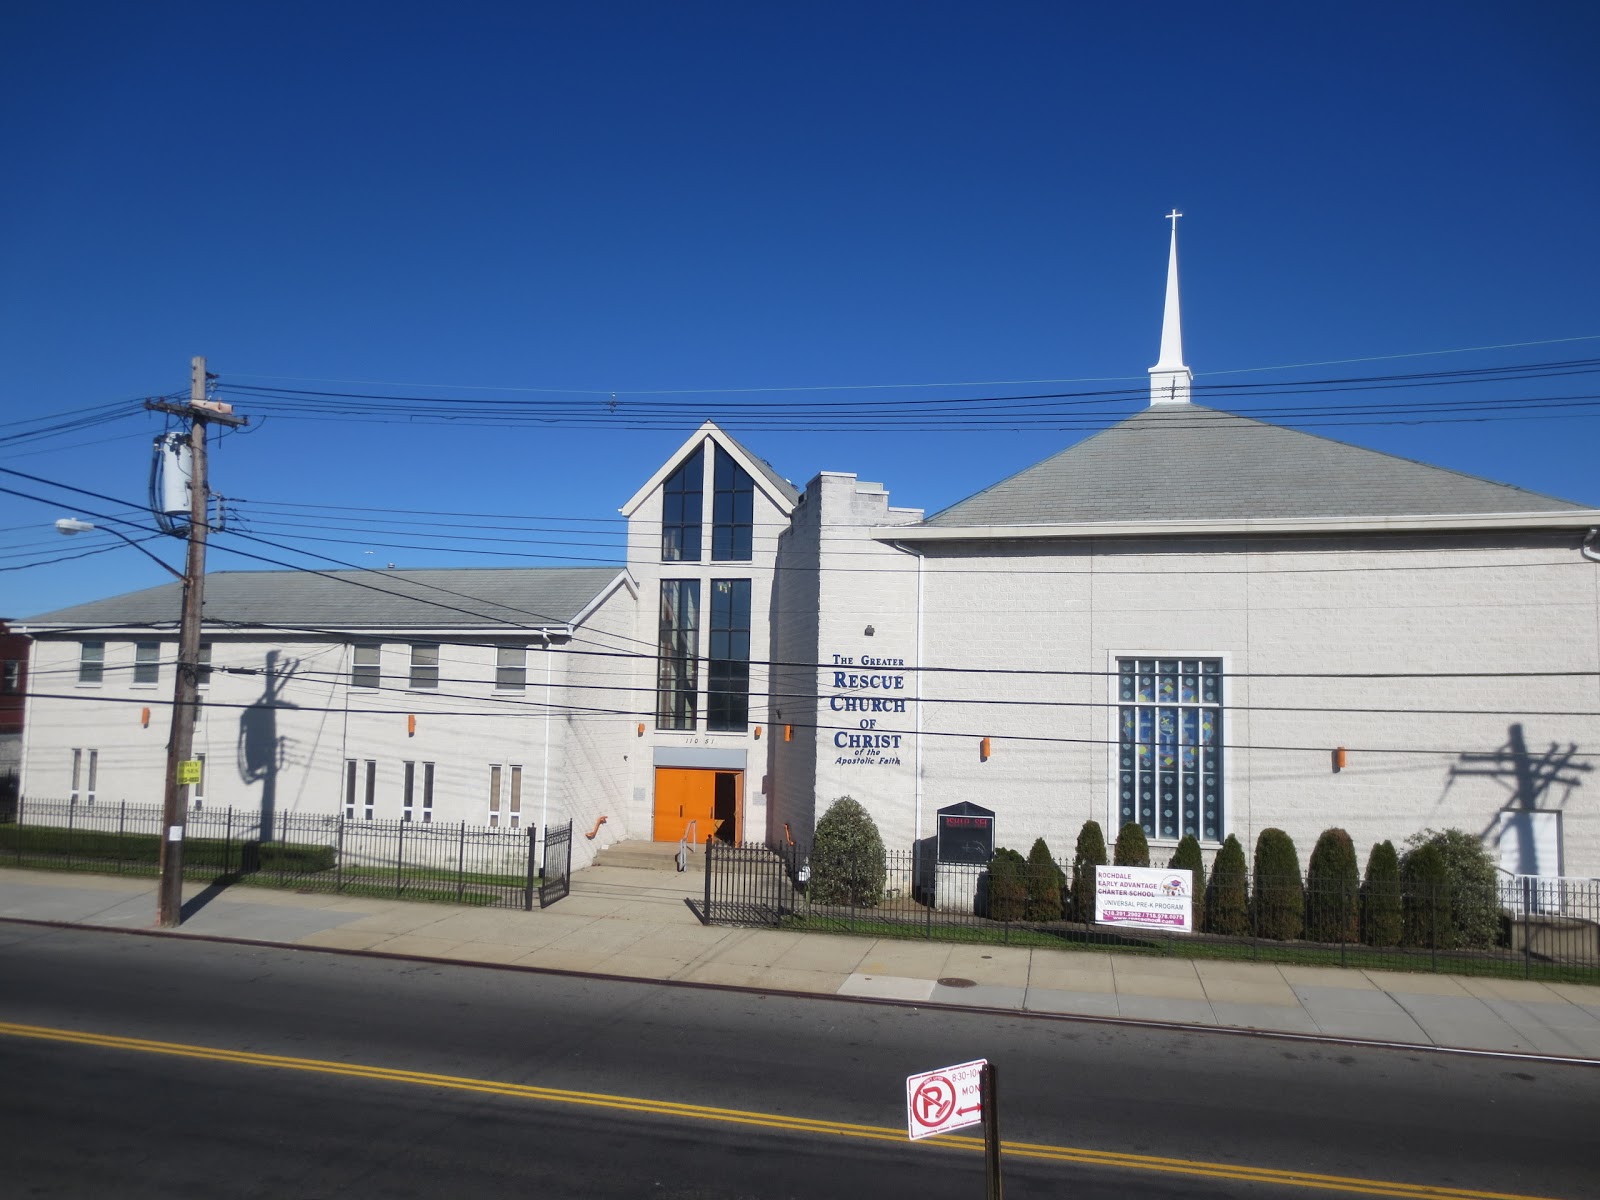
[700,842,1600,980]
[539,820,573,907]
[1,796,553,910]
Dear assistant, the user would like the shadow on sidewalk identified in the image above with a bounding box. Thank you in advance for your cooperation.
[181,875,240,922]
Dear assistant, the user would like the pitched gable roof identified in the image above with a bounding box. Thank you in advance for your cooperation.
[19,566,626,632]
[620,421,798,515]
[924,405,1591,528]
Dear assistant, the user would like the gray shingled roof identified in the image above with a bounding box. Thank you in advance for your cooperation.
[720,428,800,506]
[926,405,1590,527]
[20,566,624,631]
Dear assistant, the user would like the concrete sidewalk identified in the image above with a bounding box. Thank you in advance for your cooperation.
[4,864,1600,1061]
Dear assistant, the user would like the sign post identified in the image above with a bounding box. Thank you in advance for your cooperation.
[906,1057,1001,1196]
[981,1061,1002,1200]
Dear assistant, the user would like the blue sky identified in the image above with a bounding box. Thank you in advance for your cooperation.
[3,2,1597,616]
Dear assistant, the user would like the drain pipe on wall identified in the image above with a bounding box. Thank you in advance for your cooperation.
[540,632,554,863]
[890,540,926,842]
[1583,528,1600,563]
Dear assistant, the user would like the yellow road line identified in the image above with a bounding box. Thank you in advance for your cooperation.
[0,1020,1562,1200]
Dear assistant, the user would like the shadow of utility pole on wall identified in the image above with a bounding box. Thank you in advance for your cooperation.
[1452,723,1590,876]
[238,650,298,843]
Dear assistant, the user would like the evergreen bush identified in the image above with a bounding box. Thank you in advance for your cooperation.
[1167,834,1206,930]
[1252,827,1304,940]
[1360,840,1402,947]
[1205,834,1249,935]
[1406,828,1500,948]
[1112,822,1150,867]
[807,796,886,906]
[1400,839,1450,948]
[1024,837,1066,921]
[1304,828,1360,944]
[1070,820,1107,922]
[986,847,1028,922]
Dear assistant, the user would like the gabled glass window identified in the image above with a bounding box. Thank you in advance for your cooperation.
[661,447,704,562]
[707,579,751,731]
[656,580,700,729]
[1118,658,1224,843]
[712,445,754,562]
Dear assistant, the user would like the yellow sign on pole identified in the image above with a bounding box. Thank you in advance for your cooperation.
[177,759,203,786]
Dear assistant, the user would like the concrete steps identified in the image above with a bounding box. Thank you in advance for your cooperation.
[591,839,696,873]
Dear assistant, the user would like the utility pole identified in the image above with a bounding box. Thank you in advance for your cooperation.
[145,357,246,926]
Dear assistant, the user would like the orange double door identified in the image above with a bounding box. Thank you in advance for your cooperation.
[653,768,741,845]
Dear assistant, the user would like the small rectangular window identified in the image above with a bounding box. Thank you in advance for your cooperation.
[2,660,20,693]
[133,641,160,685]
[410,643,439,690]
[488,763,503,826]
[191,753,206,808]
[78,642,104,685]
[495,645,527,691]
[197,643,213,688]
[352,644,380,689]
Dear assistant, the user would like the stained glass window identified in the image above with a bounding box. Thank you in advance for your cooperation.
[1118,658,1224,842]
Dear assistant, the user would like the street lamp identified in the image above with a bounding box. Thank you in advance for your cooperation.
[56,513,198,926]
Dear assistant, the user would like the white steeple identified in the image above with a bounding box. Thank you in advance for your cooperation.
[1148,210,1193,406]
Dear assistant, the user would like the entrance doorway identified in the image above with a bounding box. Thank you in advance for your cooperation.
[653,767,742,845]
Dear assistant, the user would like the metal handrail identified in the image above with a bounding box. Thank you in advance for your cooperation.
[677,820,698,872]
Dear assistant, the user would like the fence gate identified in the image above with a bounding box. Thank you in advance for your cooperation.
[539,820,573,907]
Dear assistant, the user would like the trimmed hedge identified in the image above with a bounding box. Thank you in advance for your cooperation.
[0,824,335,873]
[1305,828,1360,944]
[1407,828,1500,948]
[1401,839,1451,948]
[986,847,1028,921]
[1252,828,1304,941]
[1113,822,1150,867]
[1205,834,1249,935]
[1070,820,1107,921]
[1024,837,1066,921]
[1361,840,1403,947]
[808,796,886,906]
[1168,834,1207,931]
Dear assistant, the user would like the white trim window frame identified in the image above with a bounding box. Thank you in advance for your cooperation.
[1109,652,1228,846]
[487,762,523,828]
[495,645,527,692]
[133,640,161,686]
[70,747,98,805]
[409,643,440,690]
[351,643,380,690]
[78,641,105,686]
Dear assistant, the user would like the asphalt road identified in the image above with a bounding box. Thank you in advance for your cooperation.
[0,921,1594,1200]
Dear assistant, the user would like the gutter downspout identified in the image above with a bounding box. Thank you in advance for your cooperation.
[540,632,554,862]
[1582,528,1600,563]
[890,541,925,842]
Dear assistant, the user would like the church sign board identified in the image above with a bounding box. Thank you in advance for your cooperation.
[936,802,995,865]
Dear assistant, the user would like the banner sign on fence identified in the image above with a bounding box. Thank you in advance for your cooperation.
[906,1058,986,1140]
[1095,865,1193,932]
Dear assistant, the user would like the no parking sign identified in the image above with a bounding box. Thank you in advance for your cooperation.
[905,1058,986,1140]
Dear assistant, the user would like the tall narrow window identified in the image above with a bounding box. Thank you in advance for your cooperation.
[352,644,380,689]
[2,660,20,693]
[403,761,416,822]
[70,748,98,805]
[363,760,376,821]
[661,447,704,562]
[133,641,160,685]
[488,763,504,826]
[344,759,358,818]
[711,445,754,562]
[192,754,207,808]
[508,764,523,829]
[409,643,439,690]
[1117,658,1224,842]
[421,762,434,823]
[656,580,700,730]
[197,642,213,688]
[495,645,527,691]
[707,579,751,731]
[78,641,104,685]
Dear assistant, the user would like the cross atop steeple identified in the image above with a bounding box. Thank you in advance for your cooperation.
[1149,211,1193,406]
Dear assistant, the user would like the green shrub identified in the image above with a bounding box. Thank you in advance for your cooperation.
[986,847,1028,922]
[1252,828,1304,940]
[1205,834,1249,935]
[1304,828,1360,944]
[1406,828,1500,949]
[0,824,335,875]
[1024,837,1066,921]
[1112,822,1150,867]
[1167,834,1206,930]
[1070,820,1107,921]
[807,796,886,906]
[1361,840,1403,947]
[1400,840,1451,948]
